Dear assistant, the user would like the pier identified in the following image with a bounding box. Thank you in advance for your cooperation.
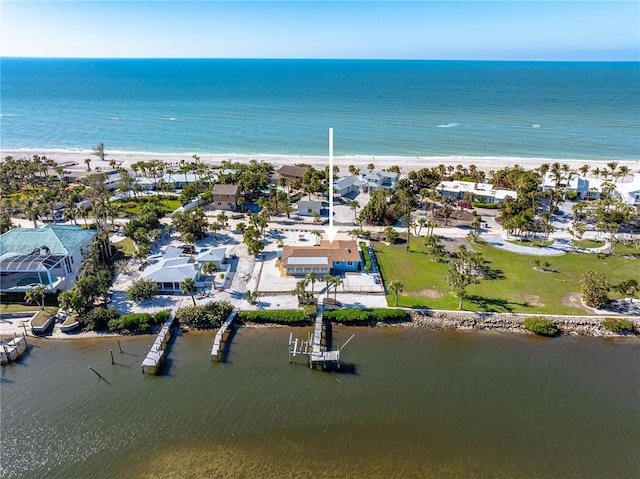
[289,295,354,369]
[211,310,237,361]
[141,303,180,374]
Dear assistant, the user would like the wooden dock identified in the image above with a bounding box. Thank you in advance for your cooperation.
[141,303,180,374]
[288,294,354,369]
[211,310,237,361]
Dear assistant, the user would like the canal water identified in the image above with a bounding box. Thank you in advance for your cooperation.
[1,327,639,478]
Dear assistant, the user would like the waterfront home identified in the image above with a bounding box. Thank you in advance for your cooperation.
[613,173,640,208]
[540,172,606,200]
[140,246,200,292]
[297,200,329,217]
[195,247,227,269]
[211,184,241,211]
[276,165,309,184]
[281,240,362,276]
[438,180,517,204]
[332,175,360,198]
[356,168,400,193]
[0,225,98,293]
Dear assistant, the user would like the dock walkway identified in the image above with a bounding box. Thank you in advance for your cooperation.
[211,310,237,361]
[141,302,181,374]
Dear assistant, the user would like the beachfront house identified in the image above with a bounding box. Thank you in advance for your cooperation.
[211,184,240,211]
[276,165,309,185]
[613,173,640,208]
[0,225,98,293]
[438,180,517,205]
[280,240,362,276]
[333,175,360,198]
[356,169,400,193]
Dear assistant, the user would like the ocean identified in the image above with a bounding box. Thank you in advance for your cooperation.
[1,58,639,161]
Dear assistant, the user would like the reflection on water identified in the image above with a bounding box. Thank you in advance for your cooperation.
[1,328,639,479]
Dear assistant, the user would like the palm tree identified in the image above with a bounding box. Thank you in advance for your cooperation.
[388,280,404,306]
[618,165,630,182]
[25,284,47,310]
[84,158,92,171]
[331,276,343,302]
[180,278,198,306]
[578,164,590,178]
[237,196,246,212]
[349,200,360,223]
[606,161,619,180]
[305,272,317,296]
[92,142,106,162]
[201,261,218,289]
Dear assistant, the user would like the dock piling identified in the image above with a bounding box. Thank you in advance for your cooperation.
[110,349,114,365]
[117,339,122,353]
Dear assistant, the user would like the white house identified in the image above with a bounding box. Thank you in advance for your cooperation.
[297,200,329,217]
[356,169,400,193]
[0,225,98,293]
[438,180,517,204]
[333,175,360,198]
[141,246,200,293]
[195,247,227,269]
[613,173,640,207]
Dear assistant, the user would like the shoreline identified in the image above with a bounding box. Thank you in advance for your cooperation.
[2,148,639,175]
[4,313,638,341]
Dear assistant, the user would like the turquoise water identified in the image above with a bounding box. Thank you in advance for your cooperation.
[1,59,639,160]
[1,328,639,478]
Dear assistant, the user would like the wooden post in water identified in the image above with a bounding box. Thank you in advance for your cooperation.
[89,366,103,379]
[22,331,28,345]
[110,349,114,365]
[117,339,122,353]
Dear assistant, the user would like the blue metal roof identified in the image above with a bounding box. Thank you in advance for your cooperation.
[0,225,97,256]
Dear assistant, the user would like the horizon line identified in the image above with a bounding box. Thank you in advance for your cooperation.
[2,56,639,63]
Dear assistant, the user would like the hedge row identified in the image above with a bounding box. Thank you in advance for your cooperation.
[323,308,409,323]
[359,242,372,271]
[239,310,306,324]
[601,318,634,333]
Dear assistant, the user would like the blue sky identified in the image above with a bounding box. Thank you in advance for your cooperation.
[1,1,638,60]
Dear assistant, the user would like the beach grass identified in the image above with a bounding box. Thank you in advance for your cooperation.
[375,240,640,314]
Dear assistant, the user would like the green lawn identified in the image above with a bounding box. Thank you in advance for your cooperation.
[111,197,182,216]
[374,239,640,314]
[113,237,135,256]
[573,239,606,249]
[0,304,58,314]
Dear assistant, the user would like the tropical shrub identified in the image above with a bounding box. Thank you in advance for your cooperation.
[176,300,233,328]
[154,310,171,324]
[125,279,158,302]
[108,313,154,332]
[359,242,372,271]
[80,307,120,331]
[581,270,609,308]
[323,308,408,324]
[523,317,558,336]
[238,310,306,324]
[601,318,634,333]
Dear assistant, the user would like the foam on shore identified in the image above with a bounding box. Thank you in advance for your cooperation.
[2,148,638,174]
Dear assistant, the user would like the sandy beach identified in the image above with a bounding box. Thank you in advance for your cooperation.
[2,149,639,176]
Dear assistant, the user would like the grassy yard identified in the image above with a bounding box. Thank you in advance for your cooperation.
[0,304,58,314]
[113,237,136,256]
[111,197,182,216]
[374,239,640,314]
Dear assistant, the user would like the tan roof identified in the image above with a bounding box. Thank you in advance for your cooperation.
[278,165,309,179]
[211,184,240,196]
[282,240,360,267]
